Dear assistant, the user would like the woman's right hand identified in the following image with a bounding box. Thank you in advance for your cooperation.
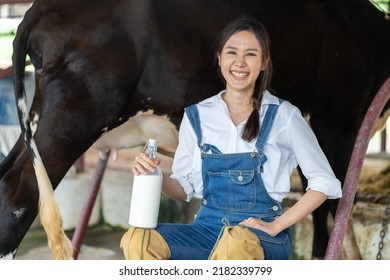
[131,152,161,175]
[132,152,187,202]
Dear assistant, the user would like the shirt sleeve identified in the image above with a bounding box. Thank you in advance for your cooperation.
[170,113,198,202]
[286,108,342,199]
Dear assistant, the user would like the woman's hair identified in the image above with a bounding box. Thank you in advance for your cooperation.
[215,16,273,142]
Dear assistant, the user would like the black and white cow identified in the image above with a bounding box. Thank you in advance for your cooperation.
[1,0,389,260]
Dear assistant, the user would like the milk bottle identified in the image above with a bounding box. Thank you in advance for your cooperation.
[128,139,163,228]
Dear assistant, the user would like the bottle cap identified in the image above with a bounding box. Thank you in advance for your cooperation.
[148,139,158,146]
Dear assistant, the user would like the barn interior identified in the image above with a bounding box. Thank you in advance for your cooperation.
[0,0,389,260]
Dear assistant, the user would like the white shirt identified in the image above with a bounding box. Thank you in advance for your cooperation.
[171,90,342,202]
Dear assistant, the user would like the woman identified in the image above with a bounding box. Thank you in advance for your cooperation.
[121,17,342,260]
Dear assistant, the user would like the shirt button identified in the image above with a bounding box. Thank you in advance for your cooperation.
[202,199,207,205]
[237,175,243,182]
[272,205,278,211]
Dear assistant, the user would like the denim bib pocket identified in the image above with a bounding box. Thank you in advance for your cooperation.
[206,170,256,211]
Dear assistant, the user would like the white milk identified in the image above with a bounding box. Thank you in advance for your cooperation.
[128,172,162,228]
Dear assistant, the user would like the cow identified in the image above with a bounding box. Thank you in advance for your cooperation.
[0,0,389,260]
[91,110,178,160]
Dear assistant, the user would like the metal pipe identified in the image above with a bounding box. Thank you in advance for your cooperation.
[71,150,110,260]
[325,76,390,259]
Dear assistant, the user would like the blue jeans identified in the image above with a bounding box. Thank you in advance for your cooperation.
[156,221,292,260]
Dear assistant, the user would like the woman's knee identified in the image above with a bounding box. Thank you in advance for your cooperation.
[120,227,171,260]
[209,225,265,260]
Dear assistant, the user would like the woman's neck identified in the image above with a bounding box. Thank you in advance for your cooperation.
[222,90,254,126]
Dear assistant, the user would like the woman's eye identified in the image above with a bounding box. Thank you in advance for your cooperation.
[226,51,236,55]
[246,52,257,57]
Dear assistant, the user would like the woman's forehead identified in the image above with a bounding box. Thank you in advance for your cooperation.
[223,31,261,51]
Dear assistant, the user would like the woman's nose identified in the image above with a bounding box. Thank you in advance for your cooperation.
[235,55,246,66]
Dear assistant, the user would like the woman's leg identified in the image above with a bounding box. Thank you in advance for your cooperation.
[248,227,293,260]
[209,225,265,260]
[120,227,171,260]
[156,223,221,260]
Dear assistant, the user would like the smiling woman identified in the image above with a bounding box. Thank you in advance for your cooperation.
[121,16,341,260]
[2,0,389,262]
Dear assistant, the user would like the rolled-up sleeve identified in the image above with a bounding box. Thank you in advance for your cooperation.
[170,113,198,202]
[287,109,342,199]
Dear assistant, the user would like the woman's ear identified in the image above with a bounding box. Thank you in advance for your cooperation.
[261,59,268,71]
[218,54,221,67]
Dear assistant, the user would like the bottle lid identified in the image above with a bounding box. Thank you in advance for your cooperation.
[148,139,158,146]
[146,139,158,159]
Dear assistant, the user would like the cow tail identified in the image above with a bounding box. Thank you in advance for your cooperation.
[12,7,73,260]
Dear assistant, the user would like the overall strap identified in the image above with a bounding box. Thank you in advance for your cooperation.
[184,104,222,154]
[255,98,284,153]
[184,104,202,148]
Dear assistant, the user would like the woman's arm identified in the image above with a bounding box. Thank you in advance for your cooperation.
[161,172,187,201]
[240,189,327,236]
[287,107,342,199]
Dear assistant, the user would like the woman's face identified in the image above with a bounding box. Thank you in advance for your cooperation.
[218,31,266,94]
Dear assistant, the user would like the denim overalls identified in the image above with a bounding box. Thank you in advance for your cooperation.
[156,101,292,260]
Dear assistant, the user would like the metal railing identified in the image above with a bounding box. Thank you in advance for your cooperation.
[325,76,390,259]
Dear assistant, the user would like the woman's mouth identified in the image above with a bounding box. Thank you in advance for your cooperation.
[230,71,249,78]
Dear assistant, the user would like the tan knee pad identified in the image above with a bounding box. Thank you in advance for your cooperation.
[209,225,265,260]
[120,227,171,260]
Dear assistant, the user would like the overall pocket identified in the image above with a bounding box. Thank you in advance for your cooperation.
[206,170,256,211]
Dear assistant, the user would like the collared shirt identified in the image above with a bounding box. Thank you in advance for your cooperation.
[171,90,342,202]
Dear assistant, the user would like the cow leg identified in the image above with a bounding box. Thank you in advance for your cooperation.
[0,137,40,259]
[0,71,44,259]
[308,110,360,259]
[0,150,39,259]
[0,135,24,178]
[296,167,331,259]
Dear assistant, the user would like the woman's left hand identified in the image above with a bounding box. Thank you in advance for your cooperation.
[239,217,281,237]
